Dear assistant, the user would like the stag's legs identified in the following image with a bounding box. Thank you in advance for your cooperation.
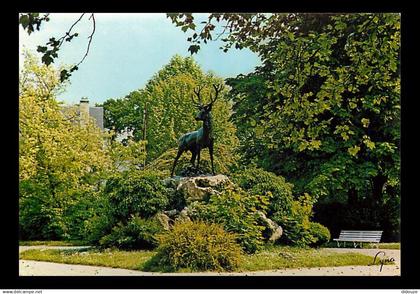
[190,151,197,167]
[197,148,201,169]
[209,144,215,175]
[171,149,183,177]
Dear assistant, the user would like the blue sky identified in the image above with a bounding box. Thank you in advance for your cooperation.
[19,13,261,105]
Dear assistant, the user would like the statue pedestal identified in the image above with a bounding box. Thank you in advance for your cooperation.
[164,174,233,204]
[160,174,283,243]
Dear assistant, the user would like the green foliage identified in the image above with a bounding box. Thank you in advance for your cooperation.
[308,222,331,247]
[107,139,147,172]
[19,182,66,240]
[19,13,50,35]
[99,215,163,250]
[154,221,243,271]
[190,13,400,239]
[19,52,112,241]
[230,167,329,247]
[104,169,170,221]
[274,194,317,247]
[231,167,294,218]
[168,13,291,55]
[188,189,268,253]
[20,13,95,82]
[76,194,115,245]
[84,168,175,246]
[64,196,101,240]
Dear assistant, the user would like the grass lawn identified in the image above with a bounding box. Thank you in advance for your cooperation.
[19,240,89,246]
[20,248,154,271]
[323,242,400,250]
[19,245,389,273]
[239,246,383,272]
[364,243,400,250]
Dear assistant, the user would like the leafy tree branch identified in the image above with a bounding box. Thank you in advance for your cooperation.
[19,13,96,83]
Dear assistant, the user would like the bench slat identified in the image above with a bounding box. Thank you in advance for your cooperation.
[342,231,382,234]
[335,238,381,241]
[339,231,383,232]
[339,236,381,238]
[339,235,381,237]
[339,232,382,234]
[338,235,382,237]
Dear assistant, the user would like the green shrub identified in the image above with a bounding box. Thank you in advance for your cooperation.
[99,215,163,250]
[308,222,331,247]
[19,181,68,240]
[64,195,100,241]
[105,169,170,220]
[231,167,294,218]
[84,212,114,245]
[155,220,242,271]
[83,195,115,245]
[280,218,315,247]
[86,169,170,246]
[274,193,317,247]
[188,189,267,254]
[232,168,328,248]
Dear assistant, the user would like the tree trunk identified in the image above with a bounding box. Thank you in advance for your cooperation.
[372,175,387,205]
[347,187,358,206]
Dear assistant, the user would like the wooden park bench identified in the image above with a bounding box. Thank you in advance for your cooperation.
[333,230,383,248]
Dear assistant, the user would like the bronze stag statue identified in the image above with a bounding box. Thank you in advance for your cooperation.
[170,84,223,177]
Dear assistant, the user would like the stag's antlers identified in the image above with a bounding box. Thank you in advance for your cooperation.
[210,83,224,105]
[191,85,204,106]
[191,84,224,107]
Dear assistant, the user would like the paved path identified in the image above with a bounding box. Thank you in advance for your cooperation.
[19,247,400,276]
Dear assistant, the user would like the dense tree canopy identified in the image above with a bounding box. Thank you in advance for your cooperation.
[170,13,401,240]
[228,14,400,197]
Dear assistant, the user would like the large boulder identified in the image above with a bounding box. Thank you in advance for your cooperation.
[156,207,191,230]
[156,212,172,231]
[176,207,191,223]
[164,174,234,205]
[256,211,283,242]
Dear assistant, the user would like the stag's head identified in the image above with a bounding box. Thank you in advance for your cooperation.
[191,84,224,121]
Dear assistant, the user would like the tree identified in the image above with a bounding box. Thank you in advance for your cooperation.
[19,52,112,240]
[107,139,147,172]
[230,13,400,199]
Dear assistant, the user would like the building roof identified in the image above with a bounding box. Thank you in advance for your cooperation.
[89,107,104,130]
[60,104,104,130]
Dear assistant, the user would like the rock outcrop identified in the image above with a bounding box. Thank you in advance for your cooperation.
[256,211,283,242]
[156,212,172,231]
[163,174,234,205]
[159,174,283,243]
